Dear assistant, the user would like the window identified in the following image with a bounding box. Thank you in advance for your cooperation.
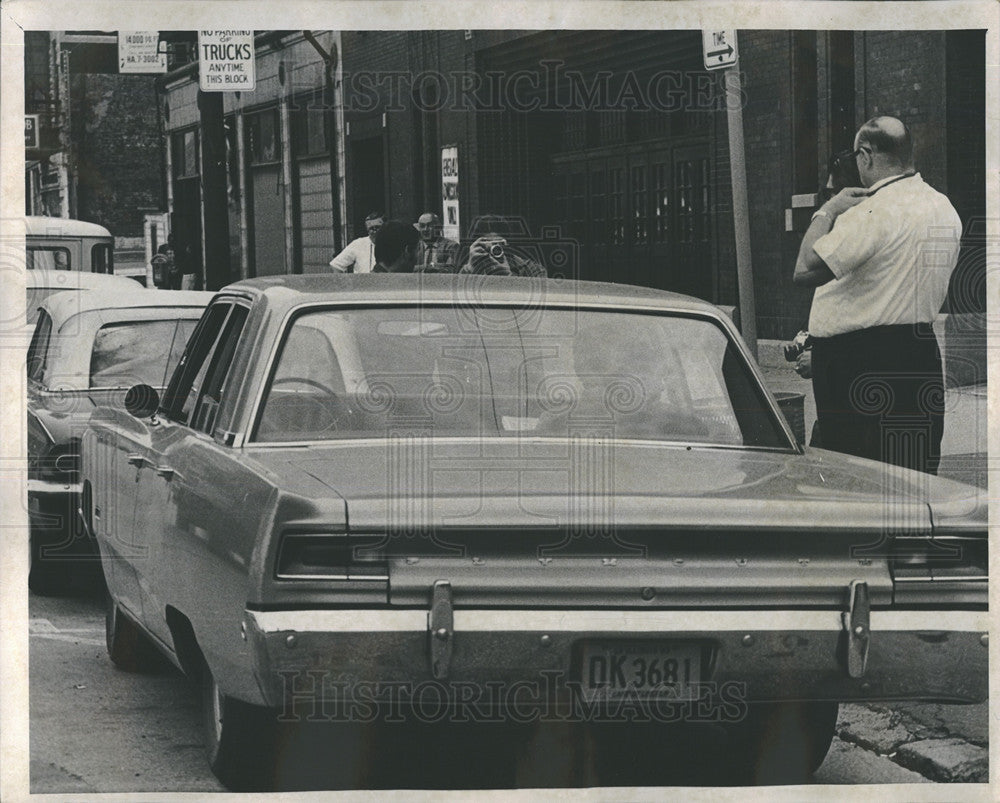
[162,302,248,435]
[247,108,281,165]
[292,96,328,157]
[91,243,113,274]
[27,247,70,270]
[189,306,248,434]
[26,310,52,382]
[172,129,200,178]
[89,318,200,389]
[253,307,789,449]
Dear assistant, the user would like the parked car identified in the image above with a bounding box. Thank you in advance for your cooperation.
[27,286,212,593]
[80,274,987,790]
[25,216,147,284]
[26,269,142,326]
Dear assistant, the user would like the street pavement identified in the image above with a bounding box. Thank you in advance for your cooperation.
[758,339,990,784]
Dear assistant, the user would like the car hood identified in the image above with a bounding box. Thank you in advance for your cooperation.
[250,440,985,534]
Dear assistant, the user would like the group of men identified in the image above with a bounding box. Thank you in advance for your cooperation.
[324,115,960,478]
[328,212,546,276]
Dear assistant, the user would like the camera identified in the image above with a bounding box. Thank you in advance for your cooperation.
[488,243,505,260]
[783,330,812,362]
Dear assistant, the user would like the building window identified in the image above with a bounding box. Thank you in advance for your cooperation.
[292,96,328,157]
[247,108,281,165]
[172,129,200,178]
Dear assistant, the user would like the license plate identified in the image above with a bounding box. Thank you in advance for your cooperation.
[580,642,703,701]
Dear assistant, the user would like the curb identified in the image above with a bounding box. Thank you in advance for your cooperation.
[836,704,989,783]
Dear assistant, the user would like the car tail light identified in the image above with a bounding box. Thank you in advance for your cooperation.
[275,533,388,581]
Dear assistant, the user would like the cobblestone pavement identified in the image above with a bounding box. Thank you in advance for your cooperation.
[757,341,989,784]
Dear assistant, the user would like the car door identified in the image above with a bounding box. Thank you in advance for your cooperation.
[92,317,199,618]
[129,301,250,647]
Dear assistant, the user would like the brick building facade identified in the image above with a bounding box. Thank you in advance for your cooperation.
[146,29,986,335]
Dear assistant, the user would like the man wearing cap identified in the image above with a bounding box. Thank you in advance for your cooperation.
[329,211,384,273]
[414,212,460,273]
[793,116,961,474]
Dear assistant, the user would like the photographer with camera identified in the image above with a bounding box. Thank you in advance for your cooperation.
[792,116,961,474]
[460,236,548,277]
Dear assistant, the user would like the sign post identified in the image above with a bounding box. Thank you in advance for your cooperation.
[198,30,256,92]
[703,30,757,359]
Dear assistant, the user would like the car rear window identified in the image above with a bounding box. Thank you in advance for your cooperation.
[89,318,198,389]
[254,306,789,449]
[27,247,71,270]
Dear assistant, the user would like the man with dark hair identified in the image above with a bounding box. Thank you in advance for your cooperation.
[793,116,961,474]
[329,211,384,273]
[372,220,419,273]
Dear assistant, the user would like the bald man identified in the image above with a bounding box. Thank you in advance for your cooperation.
[793,116,961,474]
[414,212,460,273]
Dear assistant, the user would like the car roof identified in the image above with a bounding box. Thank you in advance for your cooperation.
[41,287,214,326]
[25,216,113,238]
[218,274,727,319]
[27,270,139,292]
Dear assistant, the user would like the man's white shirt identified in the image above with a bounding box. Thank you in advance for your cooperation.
[809,173,961,337]
[329,235,376,273]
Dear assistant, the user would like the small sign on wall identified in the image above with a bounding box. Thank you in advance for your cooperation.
[198,31,256,92]
[441,146,460,241]
[119,32,167,74]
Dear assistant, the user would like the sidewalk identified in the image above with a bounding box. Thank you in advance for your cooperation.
[755,340,988,489]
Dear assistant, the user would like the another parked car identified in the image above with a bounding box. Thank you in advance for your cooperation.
[26,269,142,326]
[80,274,987,789]
[25,216,147,284]
[27,286,212,593]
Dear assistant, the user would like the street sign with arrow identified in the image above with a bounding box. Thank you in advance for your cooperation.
[702,30,738,71]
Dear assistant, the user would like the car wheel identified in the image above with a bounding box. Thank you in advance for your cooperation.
[105,592,161,672]
[202,661,278,791]
[726,701,839,784]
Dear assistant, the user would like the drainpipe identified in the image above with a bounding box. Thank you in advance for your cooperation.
[303,30,343,254]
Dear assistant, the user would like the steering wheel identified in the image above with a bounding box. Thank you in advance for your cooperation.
[264,376,353,435]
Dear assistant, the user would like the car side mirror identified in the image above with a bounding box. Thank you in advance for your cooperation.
[125,384,160,419]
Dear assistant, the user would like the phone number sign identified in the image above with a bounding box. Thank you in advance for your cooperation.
[119,32,167,74]
[198,31,256,92]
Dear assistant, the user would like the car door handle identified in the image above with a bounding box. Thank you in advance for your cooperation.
[154,465,176,481]
[126,454,152,468]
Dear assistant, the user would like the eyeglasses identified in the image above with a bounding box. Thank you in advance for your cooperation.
[831,148,863,169]
[365,223,383,233]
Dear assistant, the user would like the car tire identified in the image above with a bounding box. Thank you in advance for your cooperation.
[202,661,278,792]
[105,592,162,672]
[726,701,839,784]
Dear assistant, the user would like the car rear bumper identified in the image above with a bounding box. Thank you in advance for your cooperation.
[243,608,989,712]
[27,479,81,534]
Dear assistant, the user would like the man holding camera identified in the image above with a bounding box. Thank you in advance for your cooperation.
[793,116,961,474]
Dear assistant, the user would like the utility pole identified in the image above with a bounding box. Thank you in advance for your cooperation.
[197,89,231,290]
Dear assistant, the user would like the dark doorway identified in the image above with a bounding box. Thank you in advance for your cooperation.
[350,136,386,233]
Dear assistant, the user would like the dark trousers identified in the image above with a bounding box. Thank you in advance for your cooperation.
[810,323,944,475]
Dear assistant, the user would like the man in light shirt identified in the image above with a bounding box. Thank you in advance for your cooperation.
[793,116,961,474]
[329,211,384,273]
